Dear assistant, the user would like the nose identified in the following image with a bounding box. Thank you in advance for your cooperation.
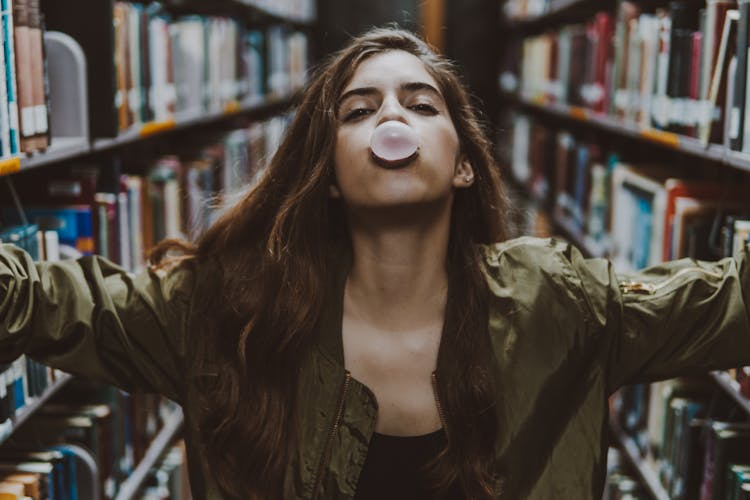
[376,94,408,126]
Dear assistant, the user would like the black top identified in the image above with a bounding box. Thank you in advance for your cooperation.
[353,428,464,500]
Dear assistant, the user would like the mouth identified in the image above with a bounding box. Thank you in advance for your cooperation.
[369,149,419,169]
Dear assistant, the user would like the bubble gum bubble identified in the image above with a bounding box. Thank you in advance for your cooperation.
[369,121,419,162]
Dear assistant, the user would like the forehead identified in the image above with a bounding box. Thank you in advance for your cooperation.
[342,50,439,93]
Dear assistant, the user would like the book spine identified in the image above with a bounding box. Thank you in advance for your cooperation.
[12,0,35,152]
[2,0,19,154]
[0,5,10,158]
[27,0,47,151]
[738,2,750,149]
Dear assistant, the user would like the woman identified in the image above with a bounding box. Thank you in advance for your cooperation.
[1,27,749,500]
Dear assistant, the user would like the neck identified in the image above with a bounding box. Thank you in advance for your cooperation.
[345,201,452,332]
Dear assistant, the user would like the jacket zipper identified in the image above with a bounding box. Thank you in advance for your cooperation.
[619,266,724,295]
[431,372,448,433]
[311,370,351,500]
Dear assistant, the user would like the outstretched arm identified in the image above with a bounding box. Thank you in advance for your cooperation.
[563,241,750,394]
[0,244,194,403]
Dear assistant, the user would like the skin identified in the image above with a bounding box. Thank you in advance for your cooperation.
[333,50,474,436]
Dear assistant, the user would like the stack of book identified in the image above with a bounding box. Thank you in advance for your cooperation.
[508,0,750,149]
[0,0,51,159]
[505,112,750,266]
[612,378,750,499]
[0,378,180,500]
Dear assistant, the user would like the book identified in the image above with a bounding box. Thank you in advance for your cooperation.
[2,0,20,155]
[730,0,750,149]
[27,0,48,152]
[700,8,740,144]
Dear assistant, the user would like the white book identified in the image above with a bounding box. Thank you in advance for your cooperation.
[128,5,142,125]
[117,191,131,270]
[638,14,659,129]
[43,230,60,262]
[163,178,181,239]
[126,176,144,272]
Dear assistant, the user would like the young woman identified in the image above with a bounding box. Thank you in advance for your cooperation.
[1,27,749,500]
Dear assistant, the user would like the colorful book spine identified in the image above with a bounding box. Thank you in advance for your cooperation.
[2,0,19,154]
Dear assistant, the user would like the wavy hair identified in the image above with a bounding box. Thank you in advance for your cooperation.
[152,26,511,499]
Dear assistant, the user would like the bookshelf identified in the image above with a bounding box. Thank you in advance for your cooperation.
[12,95,296,175]
[91,94,294,153]
[608,418,670,500]
[0,373,73,446]
[500,0,750,497]
[115,408,185,500]
[0,0,314,496]
[505,95,745,172]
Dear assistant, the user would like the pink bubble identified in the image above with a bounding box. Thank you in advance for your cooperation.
[370,121,419,162]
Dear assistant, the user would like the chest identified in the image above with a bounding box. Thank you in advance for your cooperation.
[341,314,443,436]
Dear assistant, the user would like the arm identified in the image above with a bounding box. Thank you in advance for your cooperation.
[0,243,194,403]
[562,240,750,394]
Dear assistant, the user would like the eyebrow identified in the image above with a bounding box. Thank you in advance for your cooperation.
[337,82,443,108]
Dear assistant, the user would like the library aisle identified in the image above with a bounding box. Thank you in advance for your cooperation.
[500,0,750,498]
[0,0,749,498]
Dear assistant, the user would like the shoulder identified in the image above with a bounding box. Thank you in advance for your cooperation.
[478,236,578,276]
[477,236,591,314]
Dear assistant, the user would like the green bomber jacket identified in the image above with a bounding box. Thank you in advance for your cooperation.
[1,236,749,499]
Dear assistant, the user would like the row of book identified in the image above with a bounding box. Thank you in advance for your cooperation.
[503,0,750,148]
[506,112,750,271]
[0,0,51,157]
[109,2,306,135]
[613,374,750,500]
[0,378,180,499]
[0,0,308,156]
[0,225,66,441]
[1,113,291,272]
[503,110,750,499]
[139,441,191,500]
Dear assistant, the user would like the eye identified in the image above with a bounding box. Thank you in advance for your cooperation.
[342,108,374,122]
[409,103,439,114]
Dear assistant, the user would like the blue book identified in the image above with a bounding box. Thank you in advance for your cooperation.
[1,0,20,154]
[2,206,94,255]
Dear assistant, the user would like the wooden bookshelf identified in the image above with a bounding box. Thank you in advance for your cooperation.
[0,373,74,447]
[92,95,294,153]
[115,407,185,500]
[0,95,295,179]
[506,95,748,173]
[609,418,670,500]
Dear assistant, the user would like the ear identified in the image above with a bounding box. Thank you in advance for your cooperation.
[329,182,342,198]
[452,157,475,189]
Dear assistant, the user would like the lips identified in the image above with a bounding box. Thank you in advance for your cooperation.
[370,149,419,169]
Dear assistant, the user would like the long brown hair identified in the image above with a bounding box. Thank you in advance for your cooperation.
[152,26,512,499]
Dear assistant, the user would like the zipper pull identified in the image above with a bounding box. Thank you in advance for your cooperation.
[619,281,656,295]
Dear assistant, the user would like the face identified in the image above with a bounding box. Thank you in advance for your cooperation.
[332,50,474,212]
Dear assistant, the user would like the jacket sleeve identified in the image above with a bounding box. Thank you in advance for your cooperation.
[0,243,194,403]
[560,239,750,394]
